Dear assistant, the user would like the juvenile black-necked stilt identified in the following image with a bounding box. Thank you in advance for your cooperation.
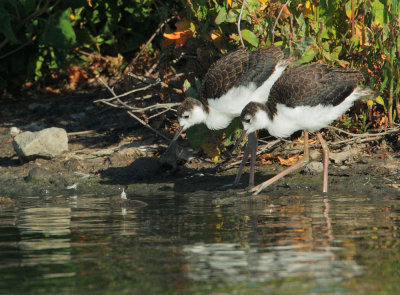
[170,46,291,145]
[234,63,374,195]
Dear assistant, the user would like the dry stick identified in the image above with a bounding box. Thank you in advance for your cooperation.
[127,72,156,84]
[329,125,400,138]
[238,0,246,48]
[97,78,171,142]
[126,111,170,142]
[271,0,291,43]
[94,72,186,102]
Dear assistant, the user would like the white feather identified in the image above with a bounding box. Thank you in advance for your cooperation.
[250,61,288,103]
[245,86,368,137]
[205,62,288,130]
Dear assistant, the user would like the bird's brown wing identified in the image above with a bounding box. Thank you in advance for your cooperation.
[199,47,285,105]
[270,63,364,108]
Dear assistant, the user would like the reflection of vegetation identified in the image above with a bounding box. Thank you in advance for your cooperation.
[348,230,400,294]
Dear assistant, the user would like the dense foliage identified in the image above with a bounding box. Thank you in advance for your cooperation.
[0,0,180,92]
[0,0,398,131]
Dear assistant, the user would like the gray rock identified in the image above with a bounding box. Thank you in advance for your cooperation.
[329,147,360,164]
[309,149,321,161]
[304,161,324,175]
[13,127,68,160]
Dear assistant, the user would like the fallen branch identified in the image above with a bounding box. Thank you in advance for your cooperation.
[94,72,185,102]
[97,77,173,142]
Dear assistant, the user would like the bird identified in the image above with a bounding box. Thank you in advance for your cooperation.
[233,63,374,195]
[168,46,291,174]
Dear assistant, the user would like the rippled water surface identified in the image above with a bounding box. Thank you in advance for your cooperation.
[1,189,400,294]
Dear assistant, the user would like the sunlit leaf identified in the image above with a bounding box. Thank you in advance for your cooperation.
[241,29,259,47]
[345,0,352,19]
[375,95,385,107]
[372,0,385,25]
[41,9,77,49]
[215,7,227,25]
[296,48,317,64]
[278,154,302,166]
[162,18,194,48]
[227,0,233,8]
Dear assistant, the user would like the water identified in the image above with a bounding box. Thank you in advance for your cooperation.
[1,190,400,294]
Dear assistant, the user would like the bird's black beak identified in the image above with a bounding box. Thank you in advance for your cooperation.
[172,126,184,142]
[166,126,184,153]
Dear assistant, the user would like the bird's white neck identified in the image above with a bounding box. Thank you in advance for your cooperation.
[250,61,288,103]
[205,106,233,130]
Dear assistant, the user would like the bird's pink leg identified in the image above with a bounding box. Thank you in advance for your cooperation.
[233,132,257,187]
[233,140,250,186]
[248,132,258,187]
[249,131,310,195]
[316,132,329,193]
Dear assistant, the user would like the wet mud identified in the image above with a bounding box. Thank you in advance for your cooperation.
[0,95,399,203]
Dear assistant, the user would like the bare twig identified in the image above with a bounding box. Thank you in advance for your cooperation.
[127,111,170,141]
[238,0,246,48]
[271,0,290,43]
[94,72,185,102]
[329,125,400,138]
[97,77,172,142]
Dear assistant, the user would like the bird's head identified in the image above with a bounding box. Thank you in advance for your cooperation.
[240,102,268,134]
[170,97,208,143]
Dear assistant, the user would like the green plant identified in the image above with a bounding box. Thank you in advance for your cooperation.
[0,0,182,92]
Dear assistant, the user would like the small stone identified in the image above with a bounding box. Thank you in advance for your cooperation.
[310,149,321,161]
[304,161,324,175]
[12,127,68,161]
[9,127,22,137]
[329,147,360,164]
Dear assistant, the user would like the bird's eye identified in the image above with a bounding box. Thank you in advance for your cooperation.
[243,118,251,124]
[182,115,189,119]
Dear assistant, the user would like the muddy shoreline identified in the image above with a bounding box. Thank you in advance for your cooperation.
[0,95,399,202]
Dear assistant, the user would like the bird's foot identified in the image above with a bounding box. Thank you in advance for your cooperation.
[219,182,242,189]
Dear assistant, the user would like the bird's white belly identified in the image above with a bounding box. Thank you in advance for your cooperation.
[268,101,354,138]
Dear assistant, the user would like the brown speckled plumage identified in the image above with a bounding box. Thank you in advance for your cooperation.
[199,46,285,105]
[260,63,365,120]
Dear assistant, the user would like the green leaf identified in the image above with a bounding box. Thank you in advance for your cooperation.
[186,124,210,149]
[183,80,198,98]
[345,0,352,19]
[0,11,18,43]
[225,9,238,23]
[296,48,318,64]
[41,9,76,49]
[320,28,329,39]
[241,29,259,47]
[375,95,386,107]
[372,0,386,25]
[215,7,227,25]
[223,117,243,146]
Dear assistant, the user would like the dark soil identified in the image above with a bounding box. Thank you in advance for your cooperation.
[0,94,399,202]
